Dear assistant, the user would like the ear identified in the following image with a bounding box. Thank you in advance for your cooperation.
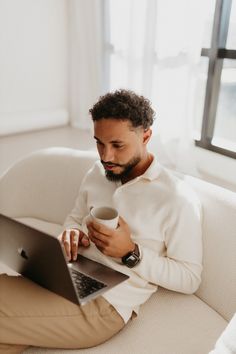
[143,129,152,145]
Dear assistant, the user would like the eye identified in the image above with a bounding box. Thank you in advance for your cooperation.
[113,144,124,149]
[96,141,104,146]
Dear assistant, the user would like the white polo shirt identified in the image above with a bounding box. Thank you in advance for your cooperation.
[64,156,202,323]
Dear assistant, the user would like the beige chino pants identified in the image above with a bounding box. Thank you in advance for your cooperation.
[0,274,125,354]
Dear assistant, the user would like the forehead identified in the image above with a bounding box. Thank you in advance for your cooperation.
[93,118,138,141]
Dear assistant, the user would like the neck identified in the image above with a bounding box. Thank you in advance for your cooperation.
[121,152,153,184]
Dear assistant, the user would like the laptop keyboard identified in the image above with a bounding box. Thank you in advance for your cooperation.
[70,269,107,299]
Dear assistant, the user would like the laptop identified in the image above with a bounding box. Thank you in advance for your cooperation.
[0,214,129,305]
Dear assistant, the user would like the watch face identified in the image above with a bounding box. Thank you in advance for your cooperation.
[129,254,137,262]
[122,244,140,268]
[125,254,139,268]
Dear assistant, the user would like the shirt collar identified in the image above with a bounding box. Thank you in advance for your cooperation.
[98,154,161,184]
[137,154,161,181]
[115,154,161,186]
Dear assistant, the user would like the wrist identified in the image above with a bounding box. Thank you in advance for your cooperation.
[126,242,136,255]
[122,243,141,268]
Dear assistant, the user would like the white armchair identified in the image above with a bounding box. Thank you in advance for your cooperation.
[0,147,235,354]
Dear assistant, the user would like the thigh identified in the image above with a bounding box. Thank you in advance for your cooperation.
[0,343,28,354]
[0,274,125,349]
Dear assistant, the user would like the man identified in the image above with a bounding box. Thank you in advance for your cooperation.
[0,90,202,353]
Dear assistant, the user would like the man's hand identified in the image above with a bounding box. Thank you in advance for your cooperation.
[86,216,135,258]
[58,229,90,261]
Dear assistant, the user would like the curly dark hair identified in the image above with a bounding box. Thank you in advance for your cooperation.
[89,89,155,130]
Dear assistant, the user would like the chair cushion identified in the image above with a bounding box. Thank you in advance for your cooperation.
[23,288,227,354]
[15,217,63,237]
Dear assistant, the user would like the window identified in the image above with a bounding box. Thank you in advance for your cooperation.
[195,0,236,159]
[104,0,236,160]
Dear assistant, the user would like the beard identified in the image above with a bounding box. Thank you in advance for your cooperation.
[101,155,141,182]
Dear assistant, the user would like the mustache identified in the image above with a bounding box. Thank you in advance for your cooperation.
[101,160,123,167]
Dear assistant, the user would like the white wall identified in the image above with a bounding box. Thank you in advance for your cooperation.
[68,0,104,131]
[0,0,69,135]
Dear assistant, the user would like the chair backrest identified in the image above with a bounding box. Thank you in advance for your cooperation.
[185,175,236,321]
[0,147,98,225]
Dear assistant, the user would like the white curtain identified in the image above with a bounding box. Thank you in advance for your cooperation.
[69,0,215,175]
[68,0,104,131]
[106,0,211,174]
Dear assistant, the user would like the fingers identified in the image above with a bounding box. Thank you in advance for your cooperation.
[88,228,109,245]
[87,220,112,234]
[87,223,111,253]
[79,232,90,247]
[60,229,80,261]
[61,230,71,260]
[70,230,79,261]
[87,217,125,233]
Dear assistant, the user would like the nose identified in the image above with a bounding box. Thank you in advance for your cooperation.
[101,146,114,162]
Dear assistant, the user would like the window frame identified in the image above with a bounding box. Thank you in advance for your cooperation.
[195,0,236,159]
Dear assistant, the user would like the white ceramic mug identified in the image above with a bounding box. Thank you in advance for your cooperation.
[90,206,119,229]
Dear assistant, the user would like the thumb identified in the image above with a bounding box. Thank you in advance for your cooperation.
[79,232,90,247]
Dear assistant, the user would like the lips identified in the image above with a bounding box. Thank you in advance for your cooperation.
[104,164,117,170]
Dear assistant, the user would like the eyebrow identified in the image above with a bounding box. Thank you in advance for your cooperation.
[94,136,124,144]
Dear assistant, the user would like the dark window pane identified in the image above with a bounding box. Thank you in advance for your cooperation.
[193,57,209,139]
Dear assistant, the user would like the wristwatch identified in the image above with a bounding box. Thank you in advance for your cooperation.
[122,243,141,268]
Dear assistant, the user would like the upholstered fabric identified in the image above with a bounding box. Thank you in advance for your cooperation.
[0,148,98,224]
[209,313,236,354]
[185,176,236,321]
[15,217,63,237]
[23,288,227,354]
[0,147,235,354]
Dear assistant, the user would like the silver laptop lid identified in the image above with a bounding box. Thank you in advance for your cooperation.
[0,214,79,304]
[0,214,129,305]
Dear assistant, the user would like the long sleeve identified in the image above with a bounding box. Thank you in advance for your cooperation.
[63,180,88,231]
[133,195,203,294]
